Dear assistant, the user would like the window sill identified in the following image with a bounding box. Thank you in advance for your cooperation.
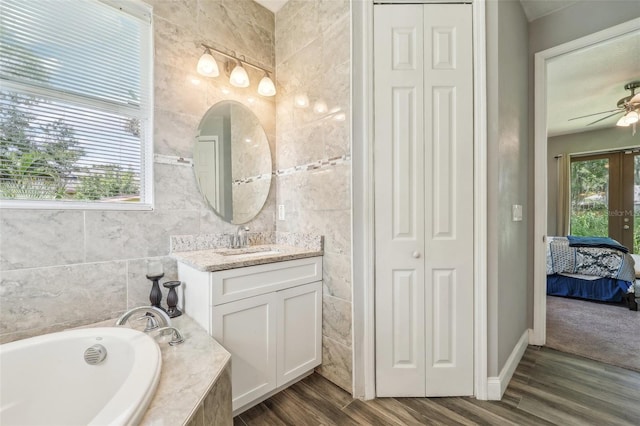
[0,200,154,211]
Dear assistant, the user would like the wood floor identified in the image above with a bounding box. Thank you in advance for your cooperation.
[234,346,640,425]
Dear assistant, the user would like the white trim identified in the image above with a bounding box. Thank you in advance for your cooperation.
[472,0,489,401]
[0,200,153,211]
[351,0,376,400]
[487,329,529,400]
[532,17,640,347]
[351,0,488,400]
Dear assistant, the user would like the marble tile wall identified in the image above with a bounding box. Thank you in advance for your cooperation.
[0,0,276,343]
[275,0,352,393]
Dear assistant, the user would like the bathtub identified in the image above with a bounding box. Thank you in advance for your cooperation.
[0,327,161,426]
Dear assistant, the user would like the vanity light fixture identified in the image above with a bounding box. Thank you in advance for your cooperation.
[229,59,250,88]
[196,43,276,96]
[196,48,219,77]
[258,72,276,97]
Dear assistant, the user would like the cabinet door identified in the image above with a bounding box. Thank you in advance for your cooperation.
[212,292,277,411]
[277,281,322,386]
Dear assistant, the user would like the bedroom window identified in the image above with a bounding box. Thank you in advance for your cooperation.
[0,0,153,210]
[570,151,640,252]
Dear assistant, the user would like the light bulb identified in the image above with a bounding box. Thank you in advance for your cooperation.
[617,115,631,127]
[258,74,276,97]
[197,50,219,77]
[229,62,250,88]
[625,110,639,125]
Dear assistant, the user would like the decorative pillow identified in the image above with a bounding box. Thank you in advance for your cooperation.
[630,254,640,278]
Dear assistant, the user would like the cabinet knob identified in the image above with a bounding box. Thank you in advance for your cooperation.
[412,251,421,259]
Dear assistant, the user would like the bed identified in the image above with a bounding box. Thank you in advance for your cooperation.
[546,236,639,311]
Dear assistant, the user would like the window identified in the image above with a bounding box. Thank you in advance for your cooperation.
[0,0,153,209]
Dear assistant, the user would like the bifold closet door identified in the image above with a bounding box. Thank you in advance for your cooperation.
[374,3,474,397]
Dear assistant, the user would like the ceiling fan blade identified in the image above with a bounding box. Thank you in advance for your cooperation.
[568,108,623,121]
[586,111,622,126]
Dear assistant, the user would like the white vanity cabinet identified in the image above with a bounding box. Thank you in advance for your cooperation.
[178,256,322,414]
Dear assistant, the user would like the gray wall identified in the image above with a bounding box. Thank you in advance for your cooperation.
[486,0,530,376]
[529,0,640,54]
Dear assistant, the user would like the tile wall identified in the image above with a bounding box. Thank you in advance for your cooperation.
[274,0,353,392]
[0,0,276,343]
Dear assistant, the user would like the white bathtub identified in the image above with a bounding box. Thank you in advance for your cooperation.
[0,327,161,426]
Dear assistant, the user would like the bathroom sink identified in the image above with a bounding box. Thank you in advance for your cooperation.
[215,246,280,257]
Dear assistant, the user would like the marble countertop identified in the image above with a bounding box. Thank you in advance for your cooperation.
[172,244,323,272]
[84,314,230,425]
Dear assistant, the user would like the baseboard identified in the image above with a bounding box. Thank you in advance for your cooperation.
[487,329,529,400]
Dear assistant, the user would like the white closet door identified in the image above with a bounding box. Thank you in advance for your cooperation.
[374,3,474,397]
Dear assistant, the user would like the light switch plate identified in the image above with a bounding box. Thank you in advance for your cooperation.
[278,204,286,220]
[512,204,523,222]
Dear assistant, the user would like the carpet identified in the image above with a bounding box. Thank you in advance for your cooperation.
[546,295,640,372]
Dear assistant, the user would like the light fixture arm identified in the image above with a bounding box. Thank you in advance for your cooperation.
[200,43,274,76]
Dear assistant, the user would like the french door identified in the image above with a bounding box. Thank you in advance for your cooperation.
[570,150,640,252]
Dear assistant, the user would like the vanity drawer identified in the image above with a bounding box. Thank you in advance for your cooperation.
[211,256,322,305]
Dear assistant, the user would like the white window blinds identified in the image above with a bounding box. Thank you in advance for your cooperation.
[0,0,153,208]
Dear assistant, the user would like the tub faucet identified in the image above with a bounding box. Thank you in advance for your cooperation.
[232,226,250,248]
[115,306,171,331]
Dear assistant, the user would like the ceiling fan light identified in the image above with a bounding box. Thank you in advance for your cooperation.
[625,110,639,125]
[617,115,631,127]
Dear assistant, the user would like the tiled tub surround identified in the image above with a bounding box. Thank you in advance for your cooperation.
[0,0,276,344]
[82,314,232,426]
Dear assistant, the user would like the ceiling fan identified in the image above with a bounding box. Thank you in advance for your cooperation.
[569,81,640,131]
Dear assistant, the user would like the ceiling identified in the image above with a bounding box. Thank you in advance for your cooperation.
[519,0,580,22]
[546,31,640,137]
[254,0,288,13]
[255,0,582,20]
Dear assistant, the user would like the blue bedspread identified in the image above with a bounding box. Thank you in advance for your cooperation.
[547,274,632,302]
[566,235,629,253]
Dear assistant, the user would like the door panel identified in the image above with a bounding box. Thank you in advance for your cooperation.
[423,5,473,396]
[374,4,426,397]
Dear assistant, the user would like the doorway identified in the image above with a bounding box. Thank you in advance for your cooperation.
[532,18,640,346]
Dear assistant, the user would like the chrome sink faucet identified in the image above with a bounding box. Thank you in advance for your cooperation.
[232,226,250,248]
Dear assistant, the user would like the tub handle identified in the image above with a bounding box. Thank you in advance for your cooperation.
[136,315,160,332]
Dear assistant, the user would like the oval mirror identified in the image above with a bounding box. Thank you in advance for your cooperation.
[194,101,272,224]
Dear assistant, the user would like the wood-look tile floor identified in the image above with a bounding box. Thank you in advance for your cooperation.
[234,346,640,425]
